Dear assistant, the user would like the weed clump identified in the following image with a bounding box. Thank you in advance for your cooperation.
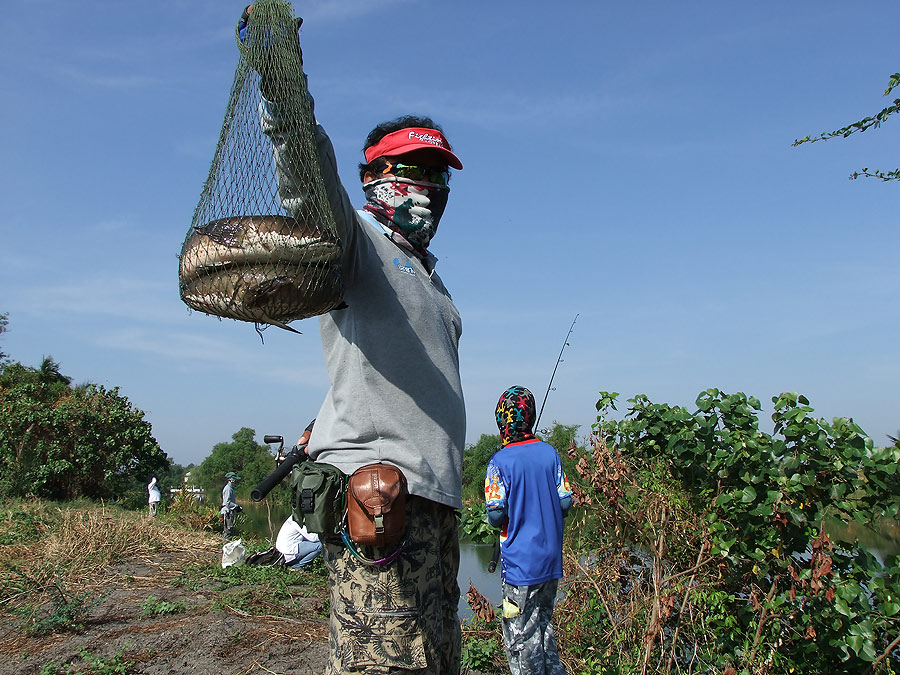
[0,499,218,628]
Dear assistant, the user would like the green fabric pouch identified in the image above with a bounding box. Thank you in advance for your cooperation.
[290,460,345,537]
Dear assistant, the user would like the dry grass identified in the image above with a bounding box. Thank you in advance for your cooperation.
[227,606,328,642]
[0,499,219,609]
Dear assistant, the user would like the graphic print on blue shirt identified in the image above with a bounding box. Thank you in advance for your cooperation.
[393,256,416,276]
[485,439,570,586]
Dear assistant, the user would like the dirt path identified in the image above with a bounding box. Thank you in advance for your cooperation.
[0,550,330,675]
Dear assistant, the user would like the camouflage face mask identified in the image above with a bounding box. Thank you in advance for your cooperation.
[362,177,449,251]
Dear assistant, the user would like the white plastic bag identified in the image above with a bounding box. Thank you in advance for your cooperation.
[222,538,246,568]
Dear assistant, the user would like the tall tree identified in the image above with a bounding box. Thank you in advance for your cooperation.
[0,313,8,361]
[194,427,275,497]
[540,421,582,487]
[461,433,502,503]
[794,72,900,181]
[37,356,72,387]
[0,358,168,500]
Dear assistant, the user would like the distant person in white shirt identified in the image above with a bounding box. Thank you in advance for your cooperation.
[147,477,161,517]
[275,515,322,570]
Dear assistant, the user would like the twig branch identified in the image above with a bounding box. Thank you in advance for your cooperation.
[661,555,715,586]
[641,504,668,675]
[867,632,900,674]
[253,661,284,675]
[665,543,708,674]
[573,557,623,650]
[747,579,778,666]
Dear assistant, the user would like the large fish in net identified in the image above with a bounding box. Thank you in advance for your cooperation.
[179,0,343,331]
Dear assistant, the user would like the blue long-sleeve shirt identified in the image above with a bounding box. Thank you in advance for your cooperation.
[485,439,572,586]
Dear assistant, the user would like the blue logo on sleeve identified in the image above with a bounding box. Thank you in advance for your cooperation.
[393,257,416,276]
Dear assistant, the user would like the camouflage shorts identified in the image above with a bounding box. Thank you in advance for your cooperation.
[323,496,461,675]
[500,580,566,675]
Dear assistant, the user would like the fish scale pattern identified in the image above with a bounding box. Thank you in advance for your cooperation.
[178,0,343,330]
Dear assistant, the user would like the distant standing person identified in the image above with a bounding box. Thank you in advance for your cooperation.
[485,386,573,675]
[147,477,161,517]
[221,472,242,540]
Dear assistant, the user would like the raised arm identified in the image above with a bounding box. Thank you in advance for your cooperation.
[239,4,358,248]
[259,98,358,248]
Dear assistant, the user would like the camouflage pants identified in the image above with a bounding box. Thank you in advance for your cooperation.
[323,496,461,674]
[500,580,566,675]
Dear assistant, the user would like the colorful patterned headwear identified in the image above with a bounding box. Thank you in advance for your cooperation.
[495,385,536,446]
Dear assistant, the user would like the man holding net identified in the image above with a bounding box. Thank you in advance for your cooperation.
[239,4,466,673]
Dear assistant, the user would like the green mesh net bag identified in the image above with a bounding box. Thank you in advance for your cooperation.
[179,0,343,331]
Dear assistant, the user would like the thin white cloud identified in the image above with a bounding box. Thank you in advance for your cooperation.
[16,278,177,324]
[0,251,32,272]
[86,218,134,235]
[55,66,162,89]
[313,72,630,130]
[301,0,415,23]
[95,326,325,387]
[98,326,248,364]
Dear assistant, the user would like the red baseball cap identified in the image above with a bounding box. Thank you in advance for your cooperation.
[364,127,463,170]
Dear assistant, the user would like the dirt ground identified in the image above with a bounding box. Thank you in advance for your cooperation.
[0,549,331,675]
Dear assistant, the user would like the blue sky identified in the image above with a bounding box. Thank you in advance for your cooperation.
[2,1,898,467]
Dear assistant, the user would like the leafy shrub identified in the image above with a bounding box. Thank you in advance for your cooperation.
[0,501,61,545]
[40,646,134,675]
[0,358,169,501]
[17,590,90,636]
[460,503,495,545]
[461,616,505,674]
[556,389,900,674]
[192,428,277,498]
[138,595,186,618]
[461,434,501,504]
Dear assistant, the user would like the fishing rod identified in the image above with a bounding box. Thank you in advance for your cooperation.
[535,313,578,431]
[488,313,578,574]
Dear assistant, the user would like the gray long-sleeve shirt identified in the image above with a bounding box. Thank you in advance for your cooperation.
[222,482,237,511]
[261,96,466,508]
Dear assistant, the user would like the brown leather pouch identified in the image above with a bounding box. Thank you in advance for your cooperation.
[346,463,408,547]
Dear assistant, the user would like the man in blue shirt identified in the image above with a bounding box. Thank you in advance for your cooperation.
[485,386,572,675]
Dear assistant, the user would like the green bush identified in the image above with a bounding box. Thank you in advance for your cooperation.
[557,389,900,674]
[39,646,133,675]
[0,358,169,501]
[461,434,501,504]
[16,590,90,636]
[460,503,495,544]
[139,595,186,618]
[461,617,505,674]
